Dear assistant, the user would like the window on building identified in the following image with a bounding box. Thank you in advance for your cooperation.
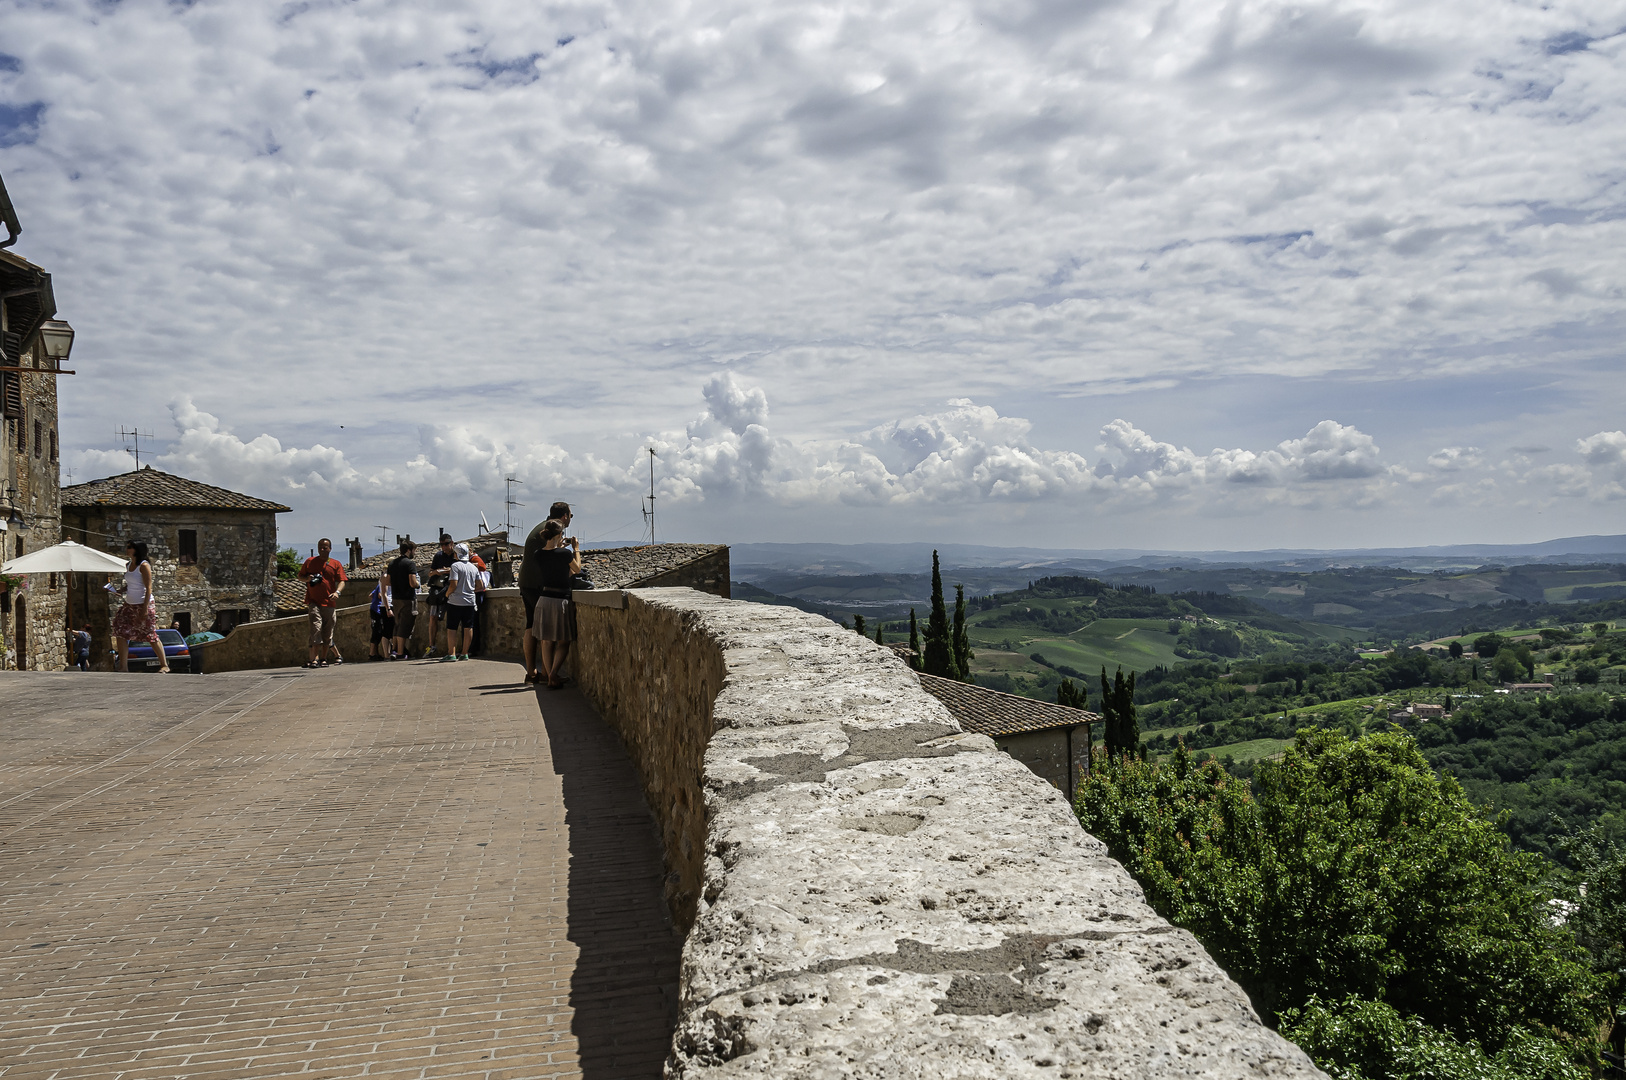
[48,572,57,591]
[178,529,198,566]
[14,407,22,451]
[32,418,41,458]
[49,429,56,463]
[172,611,192,636]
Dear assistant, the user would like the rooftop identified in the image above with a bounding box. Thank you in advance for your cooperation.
[916,672,1100,738]
[63,467,292,513]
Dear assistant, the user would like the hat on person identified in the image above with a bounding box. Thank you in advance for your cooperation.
[454,542,470,560]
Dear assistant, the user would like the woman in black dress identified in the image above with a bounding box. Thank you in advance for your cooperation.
[527,520,581,688]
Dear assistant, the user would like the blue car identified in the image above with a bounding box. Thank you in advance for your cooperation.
[110,628,193,673]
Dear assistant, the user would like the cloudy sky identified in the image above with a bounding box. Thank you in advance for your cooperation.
[3,0,1623,553]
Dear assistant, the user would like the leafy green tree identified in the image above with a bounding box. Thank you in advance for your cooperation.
[1574,662,1600,685]
[852,614,866,638]
[1493,651,1523,683]
[1591,623,1610,638]
[1098,666,1138,759]
[908,609,922,670]
[951,584,973,683]
[275,547,301,580]
[1476,633,1506,658]
[1449,640,1464,659]
[1282,997,1585,1080]
[1560,824,1626,1063]
[1076,729,1602,1070]
[922,551,956,678]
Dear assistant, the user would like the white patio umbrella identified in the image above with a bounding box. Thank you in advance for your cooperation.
[1,540,130,575]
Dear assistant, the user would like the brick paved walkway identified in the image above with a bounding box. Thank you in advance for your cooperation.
[0,663,679,1079]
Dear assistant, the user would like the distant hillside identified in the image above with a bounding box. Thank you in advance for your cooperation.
[730,535,1626,576]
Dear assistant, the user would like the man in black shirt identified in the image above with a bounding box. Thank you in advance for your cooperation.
[517,502,572,683]
[425,534,457,656]
[387,541,420,659]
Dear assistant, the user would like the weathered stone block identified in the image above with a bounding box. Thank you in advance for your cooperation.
[570,588,1324,1079]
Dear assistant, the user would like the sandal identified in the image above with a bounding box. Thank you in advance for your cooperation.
[302,661,319,669]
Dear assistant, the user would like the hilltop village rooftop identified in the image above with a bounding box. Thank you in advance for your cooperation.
[0,558,1322,1078]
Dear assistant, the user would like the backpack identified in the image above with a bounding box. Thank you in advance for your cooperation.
[370,585,386,617]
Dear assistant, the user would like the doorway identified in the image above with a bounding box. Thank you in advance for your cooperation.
[15,596,26,670]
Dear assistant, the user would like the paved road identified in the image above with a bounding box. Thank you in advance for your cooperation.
[0,663,679,1079]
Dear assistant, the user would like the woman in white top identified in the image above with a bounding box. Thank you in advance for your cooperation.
[112,540,168,673]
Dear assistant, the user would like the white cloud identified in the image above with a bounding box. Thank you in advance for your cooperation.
[1093,418,1384,490]
[101,376,1415,517]
[11,0,1626,543]
[1428,446,1484,471]
[1576,430,1626,468]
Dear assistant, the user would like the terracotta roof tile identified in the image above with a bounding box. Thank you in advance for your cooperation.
[63,467,291,513]
[917,672,1100,738]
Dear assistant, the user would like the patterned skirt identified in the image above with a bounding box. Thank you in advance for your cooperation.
[112,601,159,643]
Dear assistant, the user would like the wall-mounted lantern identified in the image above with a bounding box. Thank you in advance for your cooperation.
[37,320,73,368]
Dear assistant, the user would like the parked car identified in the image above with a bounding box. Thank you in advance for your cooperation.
[109,628,193,673]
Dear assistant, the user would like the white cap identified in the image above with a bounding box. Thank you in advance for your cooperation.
[454,542,470,560]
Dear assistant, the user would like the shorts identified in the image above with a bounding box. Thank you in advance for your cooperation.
[370,614,396,644]
[528,596,576,642]
[444,603,477,632]
[307,604,337,647]
[393,594,417,640]
[520,587,543,629]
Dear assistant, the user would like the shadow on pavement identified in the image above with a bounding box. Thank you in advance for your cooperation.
[536,686,681,1078]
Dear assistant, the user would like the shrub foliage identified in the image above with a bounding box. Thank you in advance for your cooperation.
[1075,728,1603,1077]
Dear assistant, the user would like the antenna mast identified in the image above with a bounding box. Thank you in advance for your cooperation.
[641,448,657,545]
[504,477,524,536]
[374,525,389,556]
[117,426,154,470]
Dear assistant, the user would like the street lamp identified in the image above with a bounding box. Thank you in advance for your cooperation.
[37,320,73,368]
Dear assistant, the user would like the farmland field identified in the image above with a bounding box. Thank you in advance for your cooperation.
[968,616,1184,675]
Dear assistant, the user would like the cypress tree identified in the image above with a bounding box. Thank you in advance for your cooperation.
[853,614,866,638]
[951,583,973,682]
[875,622,884,646]
[1117,667,1138,757]
[1100,666,1139,760]
[908,609,922,670]
[922,550,956,678]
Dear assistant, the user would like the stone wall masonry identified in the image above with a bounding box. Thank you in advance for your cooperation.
[570,588,1324,1079]
[192,587,540,673]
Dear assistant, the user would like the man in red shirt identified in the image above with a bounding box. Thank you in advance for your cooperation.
[299,537,348,668]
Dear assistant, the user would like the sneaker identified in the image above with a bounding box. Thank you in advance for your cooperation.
[438,654,457,663]
[458,654,470,661]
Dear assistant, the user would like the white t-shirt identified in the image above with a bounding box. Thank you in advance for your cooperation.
[444,560,482,607]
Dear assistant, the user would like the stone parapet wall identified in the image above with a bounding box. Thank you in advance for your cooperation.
[574,588,1324,1079]
[192,588,538,672]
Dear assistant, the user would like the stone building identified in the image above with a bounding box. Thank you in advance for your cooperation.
[916,672,1099,798]
[61,467,289,666]
[0,175,73,671]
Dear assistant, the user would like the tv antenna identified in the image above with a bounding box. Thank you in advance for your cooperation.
[117,426,154,470]
[641,447,658,545]
[374,524,389,555]
[504,477,524,536]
